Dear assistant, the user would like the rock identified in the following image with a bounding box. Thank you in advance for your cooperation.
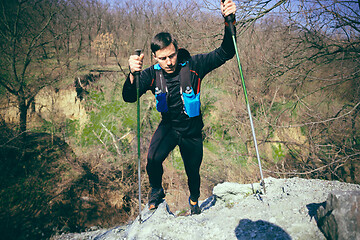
[212,181,262,206]
[316,191,360,240]
[52,177,360,240]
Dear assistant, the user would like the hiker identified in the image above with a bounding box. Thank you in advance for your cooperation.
[122,0,236,215]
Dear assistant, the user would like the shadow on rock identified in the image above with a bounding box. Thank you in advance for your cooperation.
[306,202,326,222]
[235,219,291,240]
[200,195,217,211]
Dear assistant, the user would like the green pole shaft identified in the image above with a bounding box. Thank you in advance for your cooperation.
[231,35,266,193]
[134,49,142,222]
[136,85,141,222]
[136,84,142,221]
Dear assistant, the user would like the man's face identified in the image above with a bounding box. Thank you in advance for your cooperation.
[153,43,178,74]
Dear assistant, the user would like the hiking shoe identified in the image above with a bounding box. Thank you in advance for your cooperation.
[148,188,165,210]
[189,198,201,215]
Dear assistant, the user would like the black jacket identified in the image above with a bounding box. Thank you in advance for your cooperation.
[122,26,235,137]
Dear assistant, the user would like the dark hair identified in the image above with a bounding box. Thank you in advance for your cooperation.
[151,32,178,55]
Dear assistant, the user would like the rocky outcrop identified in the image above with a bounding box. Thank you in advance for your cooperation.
[316,191,360,240]
[52,177,360,240]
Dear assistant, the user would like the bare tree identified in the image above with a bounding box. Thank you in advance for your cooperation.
[0,0,67,142]
[256,0,360,182]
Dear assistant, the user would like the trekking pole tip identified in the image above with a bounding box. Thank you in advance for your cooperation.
[260,180,266,194]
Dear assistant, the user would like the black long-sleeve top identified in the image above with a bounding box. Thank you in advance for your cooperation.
[122,25,235,137]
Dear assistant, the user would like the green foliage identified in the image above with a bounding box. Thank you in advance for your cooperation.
[170,147,185,171]
[250,102,260,116]
[0,84,7,96]
[204,137,248,167]
[200,91,217,116]
[35,119,54,133]
[201,79,250,167]
[203,140,217,153]
[300,126,307,136]
[65,119,80,137]
[270,101,292,113]
[271,143,285,163]
[267,101,299,123]
[230,142,248,166]
[354,137,360,147]
[33,118,80,140]
[267,125,275,138]
[80,90,135,147]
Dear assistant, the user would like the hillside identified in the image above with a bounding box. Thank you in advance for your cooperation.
[52,177,360,240]
[1,65,359,239]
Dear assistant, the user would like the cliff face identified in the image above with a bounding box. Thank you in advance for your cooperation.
[0,86,88,130]
[52,177,360,240]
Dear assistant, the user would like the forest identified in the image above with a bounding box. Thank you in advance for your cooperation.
[0,0,359,239]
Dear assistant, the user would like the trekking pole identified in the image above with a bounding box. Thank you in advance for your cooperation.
[133,49,143,222]
[222,1,266,193]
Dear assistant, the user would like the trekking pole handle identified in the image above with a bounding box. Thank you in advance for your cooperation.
[134,49,142,89]
[222,0,236,36]
[134,49,142,57]
[133,49,142,73]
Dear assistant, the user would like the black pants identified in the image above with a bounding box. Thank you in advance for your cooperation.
[146,123,203,202]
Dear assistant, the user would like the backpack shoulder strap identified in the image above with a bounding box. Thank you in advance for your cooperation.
[179,61,191,93]
[154,64,167,93]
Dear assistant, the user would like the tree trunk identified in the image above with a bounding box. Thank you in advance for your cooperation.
[18,95,28,143]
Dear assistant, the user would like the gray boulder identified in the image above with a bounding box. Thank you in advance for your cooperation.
[316,191,360,240]
[52,177,360,240]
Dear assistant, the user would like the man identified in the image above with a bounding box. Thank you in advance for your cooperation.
[122,0,236,215]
